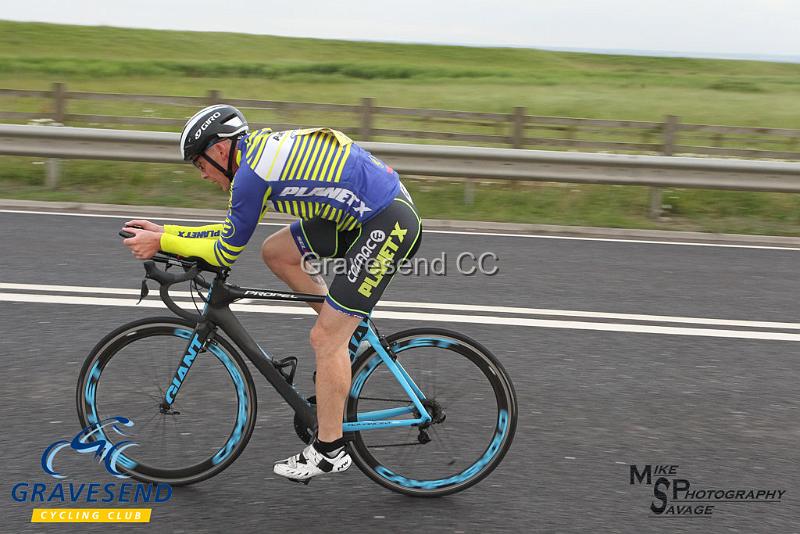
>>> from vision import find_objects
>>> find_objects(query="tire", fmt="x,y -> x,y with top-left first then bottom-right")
76,317 -> 257,486
346,327 -> 517,497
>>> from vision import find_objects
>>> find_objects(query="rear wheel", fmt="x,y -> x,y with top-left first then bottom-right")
76,317 -> 257,486
346,327 -> 517,497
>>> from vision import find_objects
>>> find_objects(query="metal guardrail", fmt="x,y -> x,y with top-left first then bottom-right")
2,124 -> 800,193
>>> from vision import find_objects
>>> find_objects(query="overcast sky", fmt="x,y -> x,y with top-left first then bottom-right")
5,0 -> 800,60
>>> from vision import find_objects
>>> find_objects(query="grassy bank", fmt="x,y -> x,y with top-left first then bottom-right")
1,20 -> 800,235
2,21 -> 800,127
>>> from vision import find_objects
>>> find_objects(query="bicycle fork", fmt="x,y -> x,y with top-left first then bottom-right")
161,321 -> 215,412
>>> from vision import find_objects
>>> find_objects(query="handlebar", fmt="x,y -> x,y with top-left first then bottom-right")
144,252 -> 229,320
143,256 -> 228,320
120,227 -> 230,321
143,258 -> 204,321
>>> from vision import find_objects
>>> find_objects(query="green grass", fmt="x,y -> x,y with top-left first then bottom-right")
3,20 -> 800,127
4,158 -> 800,236
1,20 -> 800,235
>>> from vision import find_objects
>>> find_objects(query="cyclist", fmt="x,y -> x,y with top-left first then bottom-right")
122,105 -> 422,484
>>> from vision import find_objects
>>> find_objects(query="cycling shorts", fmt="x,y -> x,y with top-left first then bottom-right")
290,189 -> 422,318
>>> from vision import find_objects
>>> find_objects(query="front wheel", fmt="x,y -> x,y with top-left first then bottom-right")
76,317 -> 257,486
346,327 -> 517,497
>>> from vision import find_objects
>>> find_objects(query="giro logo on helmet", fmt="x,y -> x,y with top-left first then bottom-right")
194,111 -> 222,140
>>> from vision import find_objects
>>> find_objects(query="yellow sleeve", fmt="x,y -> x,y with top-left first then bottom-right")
159,223 -> 225,265
159,232 -> 222,265
163,224 -> 224,238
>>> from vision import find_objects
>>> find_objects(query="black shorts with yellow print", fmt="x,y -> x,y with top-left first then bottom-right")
289,189 -> 422,318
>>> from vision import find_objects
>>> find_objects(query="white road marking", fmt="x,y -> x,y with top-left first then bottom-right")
2,291 -> 800,342
1,209 -> 798,251
0,282 -> 189,297
376,301 -> 800,330
2,282 -> 798,330
423,230 -> 800,251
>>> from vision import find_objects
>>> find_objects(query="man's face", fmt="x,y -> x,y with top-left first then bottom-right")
191,142 -> 230,192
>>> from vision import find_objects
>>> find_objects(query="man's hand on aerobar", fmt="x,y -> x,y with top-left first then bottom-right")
121,222 -> 163,260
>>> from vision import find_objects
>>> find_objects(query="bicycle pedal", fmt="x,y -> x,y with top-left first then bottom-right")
274,356 -> 298,384
287,477 -> 310,486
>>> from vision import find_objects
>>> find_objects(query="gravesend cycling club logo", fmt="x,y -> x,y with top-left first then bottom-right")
10,416 -> 172,524
629,464 -> 785,517
42,416 -> 137,479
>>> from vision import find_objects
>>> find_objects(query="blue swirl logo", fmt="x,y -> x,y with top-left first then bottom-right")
41,417 -> 138,479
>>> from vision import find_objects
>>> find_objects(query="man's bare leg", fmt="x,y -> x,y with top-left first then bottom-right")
310,303 -> 361,441
273,302 -> 357,481
262,226 -> 361,439
261,226 -> 325,314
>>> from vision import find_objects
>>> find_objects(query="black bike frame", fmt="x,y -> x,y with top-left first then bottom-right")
155,260 -> 432,436
162,271 -> 324,431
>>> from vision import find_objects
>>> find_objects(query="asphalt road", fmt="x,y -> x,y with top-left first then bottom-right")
1,209 -> 798,533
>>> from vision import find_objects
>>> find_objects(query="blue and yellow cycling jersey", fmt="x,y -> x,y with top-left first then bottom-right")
160,127 -> 400,267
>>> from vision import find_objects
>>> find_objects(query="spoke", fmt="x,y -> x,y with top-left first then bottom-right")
118,406 -> 156,426
113,385 -> 162,404
441,372 -> 482,403
160,414 -> 166,458
136,411 -> 161,435
149,345 -> 163,394
398,426 -> 415,467
168,412 -> 184,442
430,425 -> 461,464
429,354 -> 438,400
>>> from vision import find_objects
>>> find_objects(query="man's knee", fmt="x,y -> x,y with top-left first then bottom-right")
310,322 -> 338,355
310,309 -> 360,356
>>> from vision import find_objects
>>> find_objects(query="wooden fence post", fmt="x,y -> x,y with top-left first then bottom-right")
360,97 -> 375,141
52,82 -> 66,124
45,159 -> 61,189
663,115 -> 679,156
47,82 -> 67,189
650,115 -> 680,219
207,89 -> 222,105
511,106 -> 526,149
463,180 -> 475,206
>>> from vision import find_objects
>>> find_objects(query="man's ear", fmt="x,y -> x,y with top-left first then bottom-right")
204,139 -> 222,156
209,141 -> 227,160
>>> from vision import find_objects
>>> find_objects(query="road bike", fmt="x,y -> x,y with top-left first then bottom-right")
76,248 -> 517,497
